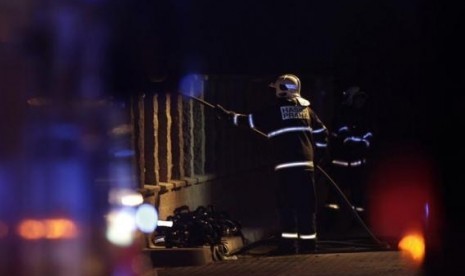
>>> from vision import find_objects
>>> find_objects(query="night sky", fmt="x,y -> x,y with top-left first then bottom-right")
117,0 -> 437,76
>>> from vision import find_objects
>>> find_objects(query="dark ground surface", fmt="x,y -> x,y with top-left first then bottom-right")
142,195 -> 465,276
149,239 -> 422,276
144,213 -> 428,276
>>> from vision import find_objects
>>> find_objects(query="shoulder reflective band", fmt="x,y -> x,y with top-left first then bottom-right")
363,132 -> 373,139
275,161 -> 314,170
311,127 -> 327,134
338,126 -> 349,132
267,127 -> 312,138
343,136 -> 370,147
299,233 -> 317,240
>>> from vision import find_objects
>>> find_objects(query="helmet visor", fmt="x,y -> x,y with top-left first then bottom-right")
279,83 -> 298,90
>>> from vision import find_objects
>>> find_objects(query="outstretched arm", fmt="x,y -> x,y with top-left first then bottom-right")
215,104 -> 246,124
215,105 -> 267,137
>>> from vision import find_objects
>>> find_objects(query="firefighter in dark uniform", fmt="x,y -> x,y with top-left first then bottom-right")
215,74 -> 329,254
326,86 -> 374,223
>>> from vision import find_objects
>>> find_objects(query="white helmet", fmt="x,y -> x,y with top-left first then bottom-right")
270,74 -> 301,98
269,74 -> 310,106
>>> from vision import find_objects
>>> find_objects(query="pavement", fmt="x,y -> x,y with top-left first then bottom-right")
151,249 -> 421,276
140,204 -> 436,276
144,236 -> 424,276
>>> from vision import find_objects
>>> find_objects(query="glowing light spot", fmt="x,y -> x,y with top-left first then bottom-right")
135,204 -> 158,233
43,219 -> 78,239
18,219 -> 46,240
109,188 -> 143,206
121,193 -> 144,206
368,146 -> 442,248
398,232 -> 425,266
17,218 -> 78,240
179,74 -> 204,98
106,208 -> 136,247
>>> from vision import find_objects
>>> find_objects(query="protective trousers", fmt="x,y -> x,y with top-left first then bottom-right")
276,167 -> 317,253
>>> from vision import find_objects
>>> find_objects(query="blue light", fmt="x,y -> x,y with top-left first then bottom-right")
179,74 -> 204,98
135,204 -> 158,233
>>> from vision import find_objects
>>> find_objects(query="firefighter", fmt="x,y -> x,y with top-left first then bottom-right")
215,74 -> 329,254
326,86 -> 374,219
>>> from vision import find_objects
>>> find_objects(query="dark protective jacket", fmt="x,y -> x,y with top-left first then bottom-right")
329,104 -> 374,167
228,97 -> 329,171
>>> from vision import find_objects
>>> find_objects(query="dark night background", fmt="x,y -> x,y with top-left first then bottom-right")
109,0 -> 464,273
112,3 -> 464,170
1,0 -> 460,273
111,0 -> 463,145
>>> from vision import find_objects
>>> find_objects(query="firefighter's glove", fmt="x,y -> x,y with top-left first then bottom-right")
215,104 -> 234,121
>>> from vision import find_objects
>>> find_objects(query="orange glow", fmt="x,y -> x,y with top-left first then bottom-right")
368,145 -> 443,251
398,232 -> 425,266
18,218 -> 78,240
44,219 -> 78,239
18,219 -> 45,240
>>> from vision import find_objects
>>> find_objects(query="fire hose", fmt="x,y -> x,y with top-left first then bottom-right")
180,93 -> 268,137
181,93 -> 389,249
